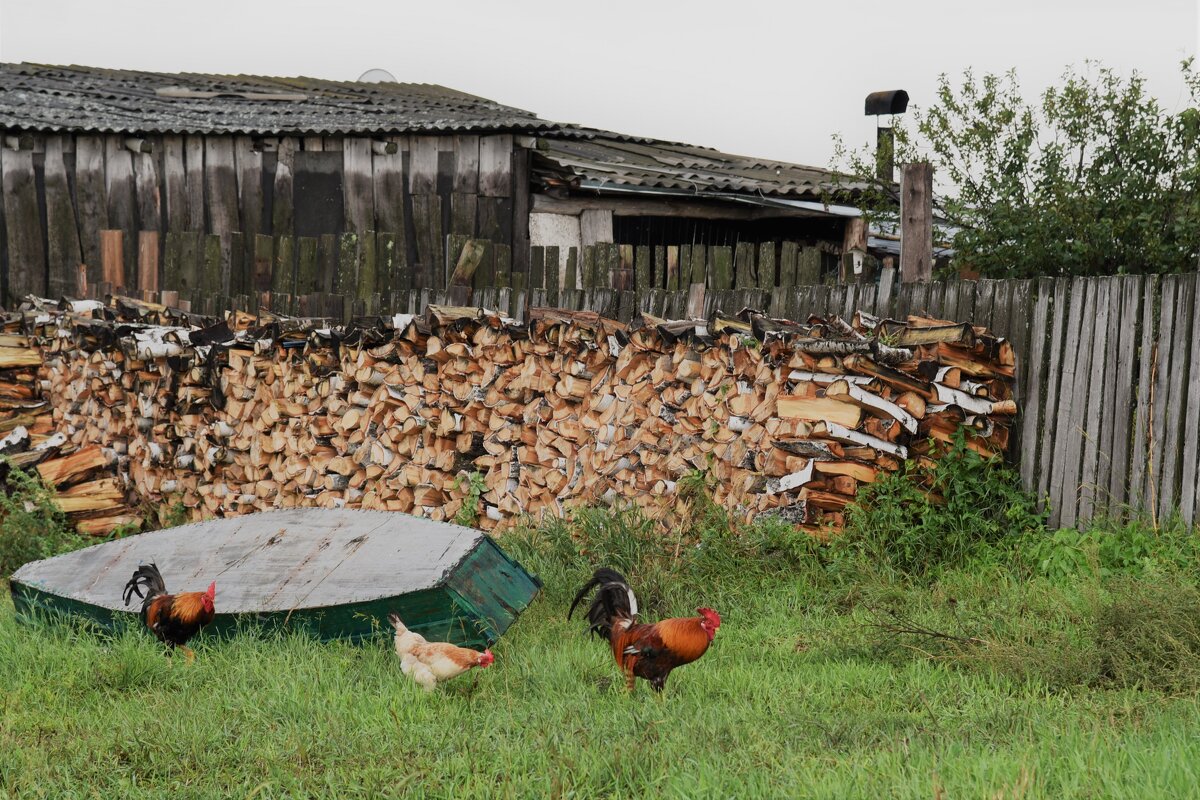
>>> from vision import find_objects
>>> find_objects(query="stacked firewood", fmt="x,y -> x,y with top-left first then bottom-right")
7,297 -> 1016,535
0,301 -> 136,533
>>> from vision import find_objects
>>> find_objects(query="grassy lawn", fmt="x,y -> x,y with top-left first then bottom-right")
4,561 -> 1200,799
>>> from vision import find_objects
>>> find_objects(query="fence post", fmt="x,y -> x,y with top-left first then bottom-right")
900,162 -> 933,283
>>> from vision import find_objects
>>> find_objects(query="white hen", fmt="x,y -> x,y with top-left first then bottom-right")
389,613 -> 495,691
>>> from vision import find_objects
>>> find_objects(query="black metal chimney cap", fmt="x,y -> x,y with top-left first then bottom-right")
865,90 -> 909,116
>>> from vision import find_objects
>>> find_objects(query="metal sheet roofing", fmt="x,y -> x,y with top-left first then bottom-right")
0,63 -> 556,135
532,134 -> 870,201
0,62 -> 864,202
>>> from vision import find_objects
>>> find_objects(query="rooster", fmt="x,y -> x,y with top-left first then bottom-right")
122,563 -> 216,662
569,567 -> 721,693
389,613 -> 494,691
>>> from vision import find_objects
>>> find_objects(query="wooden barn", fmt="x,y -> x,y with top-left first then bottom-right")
0,63 -> 880,313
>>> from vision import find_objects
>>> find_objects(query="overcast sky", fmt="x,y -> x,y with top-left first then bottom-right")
1,0 -> 1196,168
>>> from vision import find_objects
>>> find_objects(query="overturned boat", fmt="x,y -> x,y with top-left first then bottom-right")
10,508 -> 541,647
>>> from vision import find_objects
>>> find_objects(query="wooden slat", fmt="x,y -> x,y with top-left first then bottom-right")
357,232 -> 377,303
133,151 -> 161,237
375,231 -> 397,296
1058,279 -> 1098,528
272,234 -> 296,296
343,138 -> 374,234
1179,275 -> 1200,524
528,246 -> 545,291
0,145 -> 46,301
1091,277 -> 1121,518
665,246 -> 679,291
184,135 -> 206,232
734,242 -> 755,289
565,246 -> 579,291
43,135 -> 82,297
137,231 -> 159,293
1076,278 -> 1111,522
252,234 -> 274,294
204,137 -> 239,234
581,245 -> 596,289
337,233 -> 360,295
1019,278 -> 1053,493
1127,277 -> 1159,512
756,242 -> 775,289
634,245 -> 651,290
778,241 -> 798,291
478,135 -> 513,197
162,135 -> 188,233
74,135 -> 107,285
1158,275 -> 1194,522
411,195 -> 443,289
452,136 -> 480,193
297,236 -> 321,296
272,137 -> 296,236
407,136 -> 438,196
493,244 -> 511,290
1144,276 -> 1177,515
162,232 -> 183,295
708,245 -> 733,291
544,245 -> 560,303
235,135 -> 263,247
1106,276 -> 1144,516
99,230 -> 123,288
104,137 -> 138,288
1038,278 -> 1074,518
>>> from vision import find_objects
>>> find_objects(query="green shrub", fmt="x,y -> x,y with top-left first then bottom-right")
0,462 -> 92,578
836,431 -> 1047,579
1025,516 -> 1200,580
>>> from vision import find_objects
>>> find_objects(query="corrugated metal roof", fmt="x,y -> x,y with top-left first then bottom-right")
532,134 -> 869,201
0,62 -> 863,203
0,63 -> 557,135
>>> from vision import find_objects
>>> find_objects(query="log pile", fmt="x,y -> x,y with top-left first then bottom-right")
0,302 -> 133,533
5,296 -> 1016,536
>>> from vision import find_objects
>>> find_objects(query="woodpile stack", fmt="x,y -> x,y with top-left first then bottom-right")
5,296 -> 1016,536
0,301 -> 133,533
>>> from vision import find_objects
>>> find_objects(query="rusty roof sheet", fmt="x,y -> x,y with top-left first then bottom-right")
532,134 -> 869,201
0,63 -> 557,135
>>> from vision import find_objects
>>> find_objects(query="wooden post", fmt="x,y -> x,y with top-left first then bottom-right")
900,162 -> 933,283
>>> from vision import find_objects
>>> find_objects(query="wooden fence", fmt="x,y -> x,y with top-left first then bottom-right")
81,230 -> 844,316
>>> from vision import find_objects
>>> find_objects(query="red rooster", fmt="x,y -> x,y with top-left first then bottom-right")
122,563 -> 216,661
569,568 -> 721,693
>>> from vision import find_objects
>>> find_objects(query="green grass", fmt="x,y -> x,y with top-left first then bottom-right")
4,448 -> 1200,799
4,564 -> 1200,799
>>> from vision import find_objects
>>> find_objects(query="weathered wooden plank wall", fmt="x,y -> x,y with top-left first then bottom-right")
0,130 -> 519,305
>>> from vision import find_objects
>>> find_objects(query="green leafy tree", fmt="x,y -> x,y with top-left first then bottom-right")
834,61 -> 1200,278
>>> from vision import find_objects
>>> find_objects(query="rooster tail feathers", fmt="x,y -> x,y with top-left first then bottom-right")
568,568 -> 639,639
122,563 -> 166,607
387,613 -> 407,633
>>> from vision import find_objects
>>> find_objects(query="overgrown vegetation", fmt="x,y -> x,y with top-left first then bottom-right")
836,432 -> 1046,578
5,443 -> 1200,796
452,470 -> 488,528
0,460 -> 92,578
834,60 -> 1200,278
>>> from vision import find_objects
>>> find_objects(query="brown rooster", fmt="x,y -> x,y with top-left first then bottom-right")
122,563 -> 216,661
569,568 -> 721,693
